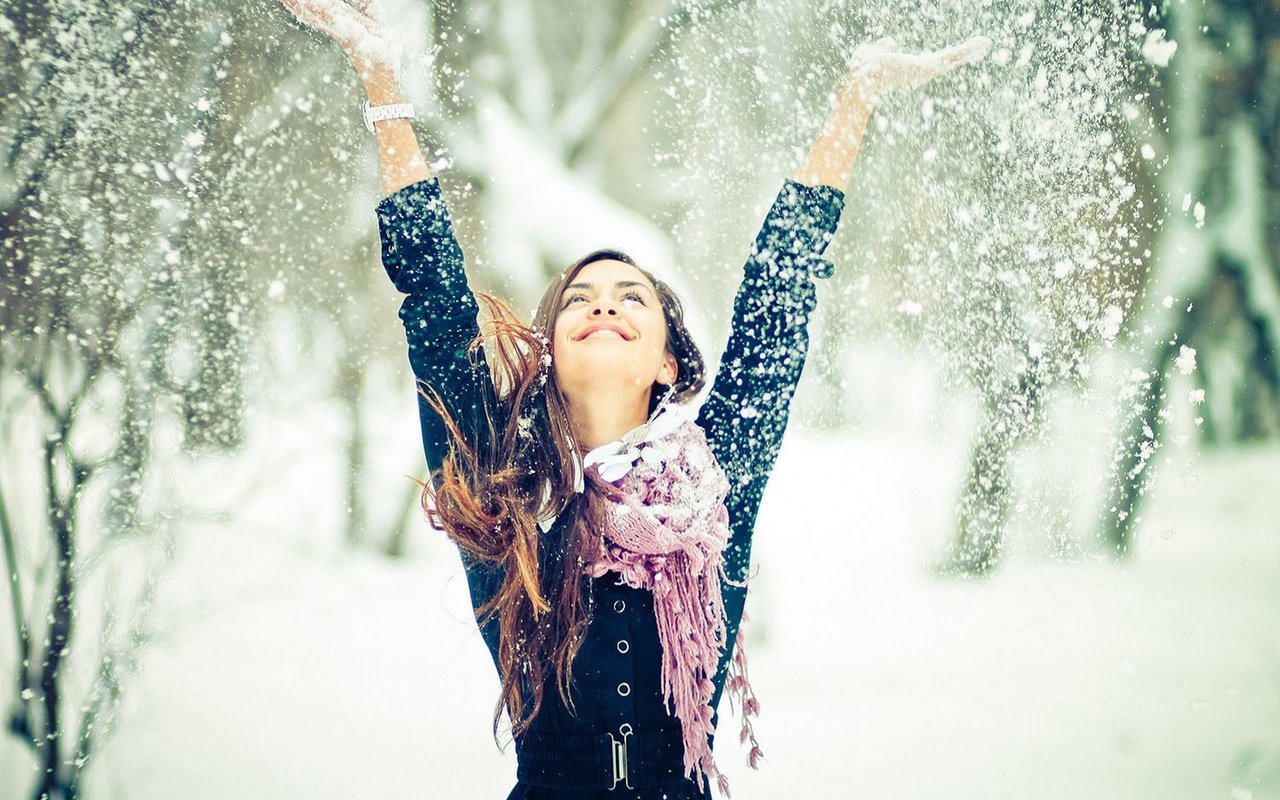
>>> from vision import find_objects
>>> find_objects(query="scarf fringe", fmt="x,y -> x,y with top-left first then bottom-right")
728,619 -> 764,769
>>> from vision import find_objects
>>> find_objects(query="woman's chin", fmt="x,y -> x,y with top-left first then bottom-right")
557,363 -> 655,394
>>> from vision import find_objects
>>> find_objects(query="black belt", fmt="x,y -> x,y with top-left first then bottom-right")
516,725 -> 691,791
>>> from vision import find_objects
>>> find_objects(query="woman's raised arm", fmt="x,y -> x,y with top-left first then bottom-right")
279,0 -> 432,196
277,0 -> 496,471
792,36 -> 992,193
699,36 -> 992,583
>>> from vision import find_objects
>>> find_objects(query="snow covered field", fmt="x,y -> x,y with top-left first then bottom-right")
2,355 -> 1272,800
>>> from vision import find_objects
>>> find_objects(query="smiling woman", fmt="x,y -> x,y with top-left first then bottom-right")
276,0 -> 988,797
388,172 -> 838,800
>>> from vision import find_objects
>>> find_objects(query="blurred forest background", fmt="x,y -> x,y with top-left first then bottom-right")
1,0 -> 1278,798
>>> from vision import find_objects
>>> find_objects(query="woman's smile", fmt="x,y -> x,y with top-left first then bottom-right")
577,322 -> 636,341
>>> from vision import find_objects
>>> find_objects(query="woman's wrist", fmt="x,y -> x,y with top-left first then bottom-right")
361,64 -> 403,104
835,67 -> 882,110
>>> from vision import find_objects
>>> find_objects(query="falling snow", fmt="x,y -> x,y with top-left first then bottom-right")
1,1 -> 1276,799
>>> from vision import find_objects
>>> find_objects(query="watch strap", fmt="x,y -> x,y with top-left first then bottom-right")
363,100 -> 416,133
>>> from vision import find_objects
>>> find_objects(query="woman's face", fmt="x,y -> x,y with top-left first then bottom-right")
551,259 -> 677,406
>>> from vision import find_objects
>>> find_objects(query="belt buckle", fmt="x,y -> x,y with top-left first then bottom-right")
608,724 -> 634,790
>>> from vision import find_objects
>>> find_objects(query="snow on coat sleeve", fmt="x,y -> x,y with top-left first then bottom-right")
376,175 -> 497,476
376,177 -> 503,645
696,178 -> 845,585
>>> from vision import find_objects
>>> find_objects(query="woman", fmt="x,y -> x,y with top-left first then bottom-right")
279,1 -> 988,797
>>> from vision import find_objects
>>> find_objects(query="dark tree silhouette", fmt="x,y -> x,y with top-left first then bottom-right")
0,4 -> 248,796
1102,0 -> 1280,554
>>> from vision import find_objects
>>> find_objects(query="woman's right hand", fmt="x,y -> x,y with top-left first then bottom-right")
278,0 -> 402,87
842,36 -> 991,100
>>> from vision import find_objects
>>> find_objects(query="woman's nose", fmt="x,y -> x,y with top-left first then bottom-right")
590,304 -> 618,316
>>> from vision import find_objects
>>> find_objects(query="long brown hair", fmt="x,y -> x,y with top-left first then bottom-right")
420,248 -> 706,740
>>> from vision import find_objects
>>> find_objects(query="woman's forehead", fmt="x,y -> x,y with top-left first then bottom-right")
567,259 -> 655,290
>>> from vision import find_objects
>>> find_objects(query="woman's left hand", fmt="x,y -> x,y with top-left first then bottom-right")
840,36 -> 992,101
278,0 -> 402,83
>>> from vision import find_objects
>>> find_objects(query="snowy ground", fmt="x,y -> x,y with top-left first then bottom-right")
3,354 -> 1278,800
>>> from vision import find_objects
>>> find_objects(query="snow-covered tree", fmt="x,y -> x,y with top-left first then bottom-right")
0,3 -> 249,796
1101,0 -> 1280,553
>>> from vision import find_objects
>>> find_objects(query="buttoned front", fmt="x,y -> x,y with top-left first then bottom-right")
377,175 -> 845,799
508,567 -> 702,798
546,571 -> 664,733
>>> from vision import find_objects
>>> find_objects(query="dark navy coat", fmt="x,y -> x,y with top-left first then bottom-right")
376,176 -> 844,799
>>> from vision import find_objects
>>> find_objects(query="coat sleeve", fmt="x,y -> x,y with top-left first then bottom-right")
376,176 -> 497,470
376,176 -> 503,651
695,178 -> 845,585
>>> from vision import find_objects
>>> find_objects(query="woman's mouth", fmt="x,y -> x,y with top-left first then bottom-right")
576,324 -> 635,341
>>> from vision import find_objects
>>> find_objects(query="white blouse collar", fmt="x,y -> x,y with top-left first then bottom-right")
535,389 -> 698,533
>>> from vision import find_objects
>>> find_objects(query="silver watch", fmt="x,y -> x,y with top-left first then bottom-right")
362,100 -> 415,133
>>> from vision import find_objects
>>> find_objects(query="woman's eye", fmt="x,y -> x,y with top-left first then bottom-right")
561,290 -> 645,308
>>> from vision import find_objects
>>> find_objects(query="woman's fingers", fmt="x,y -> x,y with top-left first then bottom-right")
279,0 -> 332,34
356,0 -> 386,27
279,0 -> 370,50
941,36 -> 991,70
871,35 -> 991,92
277,0 -> 403,82
279,0 -> 402,77
280,0 -> 339,34
915,35 -> 990,85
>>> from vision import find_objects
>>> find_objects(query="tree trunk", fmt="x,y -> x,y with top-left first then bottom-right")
340,350 -> 367,548
1100,0 -> 1280,552
941,356 -> 1047,575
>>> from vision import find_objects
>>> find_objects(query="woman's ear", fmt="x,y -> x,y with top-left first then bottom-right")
659,352 -> 678,386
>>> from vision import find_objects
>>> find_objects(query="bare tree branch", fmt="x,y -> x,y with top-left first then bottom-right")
0,475 -> 35,742
499,0 -> 555,132
71,522 -> 174,786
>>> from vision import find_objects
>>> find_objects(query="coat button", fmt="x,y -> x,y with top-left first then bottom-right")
617,640 -> 630,654
617,682 -> 631,697
613,600 -> 625,613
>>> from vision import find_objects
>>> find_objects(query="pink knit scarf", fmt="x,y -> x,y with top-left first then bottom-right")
580,408 -> 762,797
